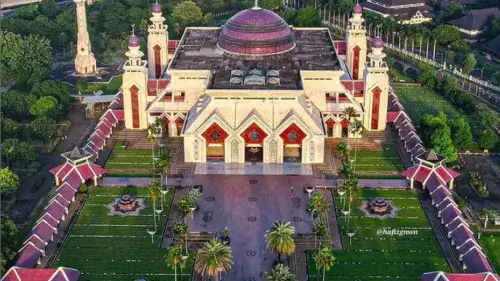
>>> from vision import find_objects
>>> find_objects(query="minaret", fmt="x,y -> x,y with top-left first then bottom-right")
147,1 -> 168,79
74,0 -> 97,75
363,37 -> 389,132
123,29 -> 149,130
346,4 -> 367,80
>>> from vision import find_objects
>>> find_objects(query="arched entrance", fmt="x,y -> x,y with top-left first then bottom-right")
341,119 -> 349,138
325,118 -> 335,137
202,123 -> 228,162
241,123 -> 267,163
280,123 -> 306,163
175,117 -> 184,136
163,117 -> 171,136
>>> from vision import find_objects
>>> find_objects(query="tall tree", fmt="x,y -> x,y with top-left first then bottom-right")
462,53 -> 476,75
478,129 -> 499,150
39,0 -> 59,19
296,7 -> 321,27
165,244 -> 185,281
315,244 -> 335,281
448,117 -> 473,149
172,1 -> 203,31
265,263 -> 296,281
1,139 -> 19,167
195,238 -> 233,281
0,32 -> 52,86
30,96 -> 59,118
0,168 -> 20,195
264,220 -> 296,262
17,141 -> 36,168
148,180 -> 161,230
434,25 -> 461,45
1,213 -> 19,275
349,118 -> 365,172
30,116 -> 57,141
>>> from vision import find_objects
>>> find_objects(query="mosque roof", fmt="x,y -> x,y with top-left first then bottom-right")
217,7 -> 295,56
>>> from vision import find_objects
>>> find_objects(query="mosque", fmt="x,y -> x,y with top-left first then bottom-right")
121,2 -> 390,164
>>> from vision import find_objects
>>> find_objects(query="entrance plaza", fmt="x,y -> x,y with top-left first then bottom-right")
183,175 -> 341,280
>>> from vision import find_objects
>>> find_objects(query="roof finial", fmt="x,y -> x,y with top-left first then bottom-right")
254,0 -> 258,7
155,0 -> 158,3
131,24 -> 135,36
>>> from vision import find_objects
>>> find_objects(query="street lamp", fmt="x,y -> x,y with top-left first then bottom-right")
305,186 -> 314,198
160,188 -> 168,210
147,229 -> 156,244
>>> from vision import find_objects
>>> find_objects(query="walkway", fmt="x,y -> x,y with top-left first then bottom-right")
194,162 -> 313,175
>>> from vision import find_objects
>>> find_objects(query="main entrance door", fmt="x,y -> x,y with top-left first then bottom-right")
245,147 -> 263,162
202,123 -> 228,162
280,123 -> 307,163
241,122 -> 268,163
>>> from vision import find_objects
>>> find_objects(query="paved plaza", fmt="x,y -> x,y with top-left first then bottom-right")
184,175 -> 338,281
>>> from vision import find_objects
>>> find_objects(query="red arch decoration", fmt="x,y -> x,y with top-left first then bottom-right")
202,123 -> 229,144
153,45 -> 162,78
352,45 -> 361,80
241,122 -> 267,145
325,118 -> 335,129
371,87 -> 381,130
280,123 -> 307,145
341,119 -> 350,128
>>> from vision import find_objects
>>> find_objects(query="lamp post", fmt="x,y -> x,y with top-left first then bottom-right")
306,186 -> 314,198
155,209 -> 162,221
337,189 -> 346,206
160,188 -> 168,210
147,229 -> 156,244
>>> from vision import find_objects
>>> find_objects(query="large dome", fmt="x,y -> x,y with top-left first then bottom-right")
217,7 -> 295,56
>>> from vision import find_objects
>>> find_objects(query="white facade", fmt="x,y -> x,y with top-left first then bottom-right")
121,6 -> 390,164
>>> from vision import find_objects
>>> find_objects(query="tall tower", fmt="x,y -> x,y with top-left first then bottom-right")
346,4 -> 367,80
123,33 -> 149,130
74,0 -> 97,75
363,37 -> 389,131
147,2 -> 168,79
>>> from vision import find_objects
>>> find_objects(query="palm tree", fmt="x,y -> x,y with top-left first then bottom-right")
195,238 -> 233,281
342,106 -> 357,141
165,244 -> 185,281
314,245 -> 335,281
264,220 -> 296,262
335,141 -> 349,164
148,180 -> 161,230
349,119 -> 365,172
265,263 -> 296,281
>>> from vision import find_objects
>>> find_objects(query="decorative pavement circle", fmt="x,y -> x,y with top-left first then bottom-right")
292,197 -> 301,202
205,196 -> 215,202
248,197 -> 257,202
249,179 -> 258,184
246,251 -> 256,257
247,216 -> 257,222
293,216 -> 302,222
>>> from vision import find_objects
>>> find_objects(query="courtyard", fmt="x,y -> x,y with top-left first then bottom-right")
104,142 -> 155,177
354,142 -> 405,174
55,186 -> 193,281
308,189 -> 450,281
478,233 -> 500,272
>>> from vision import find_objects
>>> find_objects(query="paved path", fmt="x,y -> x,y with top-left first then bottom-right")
100,176 -> 409,189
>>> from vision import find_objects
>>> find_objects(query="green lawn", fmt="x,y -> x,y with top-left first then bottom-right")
56,186 -> 193,281
353,142 -> 405,173
307,189 -> 449,281
104,142 -> 155,175
478,233 -> 500,272
77,75 -> 123,95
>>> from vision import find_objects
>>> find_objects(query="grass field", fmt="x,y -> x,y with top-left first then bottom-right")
479,233 -> 500,272
104,142 -> 155,176
56,186 -> 193,281
77,76 -> 123,95
353,142 -> 405,173
307,189 -> 449,281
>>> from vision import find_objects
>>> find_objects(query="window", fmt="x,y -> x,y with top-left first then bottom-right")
164,92 -> 172,101
326,93 -> 336,103
174,92 -> 185,102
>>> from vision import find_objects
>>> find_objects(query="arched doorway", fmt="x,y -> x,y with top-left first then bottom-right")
280,123 -> 306,163
175,117 -> 184,136
341,119 -> 349,138
202,123 -> 228,162
241,123 -> 267,163
325,118 -> 335,137
163,117 -> 170,136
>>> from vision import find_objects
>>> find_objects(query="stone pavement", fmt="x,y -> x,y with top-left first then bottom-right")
194,162 -> 313,175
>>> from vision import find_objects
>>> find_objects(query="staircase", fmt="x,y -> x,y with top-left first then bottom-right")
113,128 -> 148,148
185,231 -> 216,248
313,140 -> 341,178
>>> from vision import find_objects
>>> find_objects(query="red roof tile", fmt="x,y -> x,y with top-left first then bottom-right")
49,163 -> 72,179
23,234 -> 48,251
113,109 -> 124,121
96,122 -> 111,137
387,111 -> 400,123
14,242 -> 44,268
36,213 -> 59,228
57,183 -> 77,202
333,40 -> 346,55
2,267 -> 80,281
341,80 -> 364,91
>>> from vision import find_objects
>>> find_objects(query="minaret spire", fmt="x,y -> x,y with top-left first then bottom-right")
131,24 -> 135,36
74,0 -> 97,75
252,0 -> 261,10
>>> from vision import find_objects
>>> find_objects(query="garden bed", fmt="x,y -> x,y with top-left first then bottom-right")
470,171 -> 489,197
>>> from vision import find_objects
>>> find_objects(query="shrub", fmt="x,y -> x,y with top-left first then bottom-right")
469,172 -> 488,197
174,222 -> 187,235
78,183 -> 88,193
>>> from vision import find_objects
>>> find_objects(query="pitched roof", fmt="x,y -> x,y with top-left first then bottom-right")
14,242 -> 44,268
417,149 -> 446,164
361,1 -> 433,20
484,34 -> 500,56
421,272 -> 500,281
462,247 -> 494,273
29,219 -> 57,244
448,8 -> 500,31
2,267 -> 79,281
